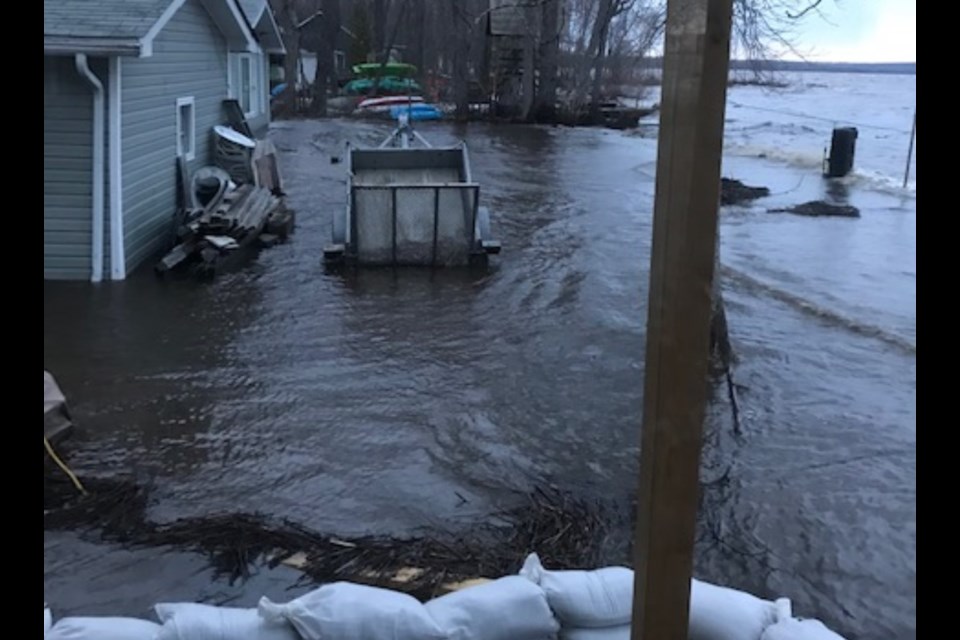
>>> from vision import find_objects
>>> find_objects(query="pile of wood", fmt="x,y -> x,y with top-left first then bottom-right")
156,184 -> 293,277
199,184 -> 280,237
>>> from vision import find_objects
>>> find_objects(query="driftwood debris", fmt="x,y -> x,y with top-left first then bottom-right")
720,178 -> 770,206
156,183 -> 291,277
768,200 -> 861,218
44,475 -> 623,601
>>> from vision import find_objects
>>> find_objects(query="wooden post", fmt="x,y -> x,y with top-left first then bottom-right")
630,0 -> 734,638
903,111 -> 916,189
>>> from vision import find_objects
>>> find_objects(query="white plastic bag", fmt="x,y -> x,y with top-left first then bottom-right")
520,553 -> 633,628
758,598 -> 845,640
155,603 -> 297,640
689,579 -> 777,640
46,616 -> 161,639
258,581 -> 446,640
561,626 -> 630,640
760,619 -> 846,640
425,575 -> 560,640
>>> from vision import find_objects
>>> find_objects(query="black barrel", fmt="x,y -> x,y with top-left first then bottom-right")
825,127 -> 858,178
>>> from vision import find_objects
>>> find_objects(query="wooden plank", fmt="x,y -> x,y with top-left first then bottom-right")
630,0 -> 734,639
155,239 -> 199,273
206,185 -> 255,231
237,189 -> 273,232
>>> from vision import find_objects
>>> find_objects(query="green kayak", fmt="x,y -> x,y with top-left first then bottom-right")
352,62 -> 418,78
343,76 -> 422,96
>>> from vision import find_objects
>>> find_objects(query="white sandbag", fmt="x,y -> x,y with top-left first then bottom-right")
258,581 -> 446,640
46,616 -> 161,639
760,618 -> 847,640
561,626 -> 630,640
519,553 -> 633,628
155,603 -> 297,640
425,575 -> 560,640
44,606 -> 52,634
689,579 -> 777,640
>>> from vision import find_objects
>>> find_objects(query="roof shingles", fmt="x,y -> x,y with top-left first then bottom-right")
43,0 -> 173,40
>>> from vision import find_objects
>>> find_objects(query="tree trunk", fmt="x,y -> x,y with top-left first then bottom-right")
532,0 -> 560,121
369,0 -> 409,96
310,0 -> 341,116
281,7 -> 301,114
408,0 -> 425,71
590,0 -> 614,119
373,0 -> 387,60
451,0 -> 470,119
520,29 -> 536,120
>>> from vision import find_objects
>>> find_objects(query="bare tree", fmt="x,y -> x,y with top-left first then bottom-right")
270,0 -> 303,114
270,0 -> 831,118
531,0 -> 561,121
373,0 -> 387,58
307,0 -> 341,116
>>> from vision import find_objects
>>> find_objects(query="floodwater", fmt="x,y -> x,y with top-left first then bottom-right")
44,73 -> 916,638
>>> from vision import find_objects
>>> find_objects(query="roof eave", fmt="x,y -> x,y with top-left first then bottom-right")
44,37 -> 142,56
253,6 -> 286,55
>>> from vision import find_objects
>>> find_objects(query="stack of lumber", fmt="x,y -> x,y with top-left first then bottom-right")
197,183 -> 280,236
155,184 -> 285,276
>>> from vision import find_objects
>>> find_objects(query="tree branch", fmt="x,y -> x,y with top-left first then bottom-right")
785,0 -> 823,19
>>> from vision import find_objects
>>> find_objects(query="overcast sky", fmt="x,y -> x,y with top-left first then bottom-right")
780,0 -> 916,62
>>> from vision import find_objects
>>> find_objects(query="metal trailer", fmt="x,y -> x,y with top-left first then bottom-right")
324,115 -> 500,267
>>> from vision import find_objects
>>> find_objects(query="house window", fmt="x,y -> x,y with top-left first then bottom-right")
176,97 -> 195,161
229,52 -> 261,118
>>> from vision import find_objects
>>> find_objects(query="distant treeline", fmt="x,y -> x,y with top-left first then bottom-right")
639,58 -> 915,75
731,60 -> 916,75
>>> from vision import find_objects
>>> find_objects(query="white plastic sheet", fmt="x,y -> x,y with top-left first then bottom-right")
760,618 -> 847,640
759,600 -> 845,640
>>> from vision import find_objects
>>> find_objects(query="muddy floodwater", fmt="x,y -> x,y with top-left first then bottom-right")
44,74 -> 916,640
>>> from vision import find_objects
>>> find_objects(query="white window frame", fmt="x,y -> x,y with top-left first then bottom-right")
228,52 -> 261,119
175,96 -> 196,161
259,53 -> 268,114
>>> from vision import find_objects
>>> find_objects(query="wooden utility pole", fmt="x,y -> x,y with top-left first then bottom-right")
630,0 -> 734,638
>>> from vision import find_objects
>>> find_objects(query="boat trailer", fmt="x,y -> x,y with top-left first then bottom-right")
324,114 -> 500,267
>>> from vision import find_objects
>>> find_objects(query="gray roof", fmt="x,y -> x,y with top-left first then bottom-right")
44,0 -> 173,40
236,0 -> 266,26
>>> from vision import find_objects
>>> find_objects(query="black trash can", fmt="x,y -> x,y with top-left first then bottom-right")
825,127 -> 858,178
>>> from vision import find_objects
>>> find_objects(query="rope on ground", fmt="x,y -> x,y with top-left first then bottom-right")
44,436 -> 86,495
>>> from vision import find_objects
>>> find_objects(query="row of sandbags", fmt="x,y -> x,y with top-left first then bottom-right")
44,553 -> 846,640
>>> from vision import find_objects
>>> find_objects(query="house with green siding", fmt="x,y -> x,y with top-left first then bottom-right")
43,0 -> 284,281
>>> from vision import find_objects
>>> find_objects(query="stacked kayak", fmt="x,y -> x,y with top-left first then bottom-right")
389,103 -> 442,121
